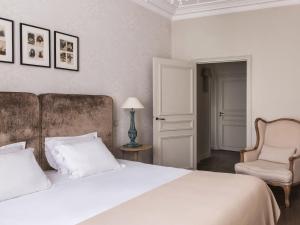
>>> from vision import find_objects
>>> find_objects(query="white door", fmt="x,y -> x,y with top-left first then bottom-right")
218,75 -> 246,151
153,58 -> 196,169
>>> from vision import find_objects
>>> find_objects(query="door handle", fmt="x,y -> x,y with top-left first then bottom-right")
155,117 -> 166,121
219,112 -> 224,117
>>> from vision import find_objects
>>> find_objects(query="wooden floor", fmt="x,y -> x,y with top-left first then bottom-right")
197,150 -> 300,225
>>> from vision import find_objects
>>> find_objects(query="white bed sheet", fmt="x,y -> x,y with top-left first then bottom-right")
0,160 -> 189,225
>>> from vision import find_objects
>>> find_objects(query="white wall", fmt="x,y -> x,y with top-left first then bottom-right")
0,0 -> 171,162
172,5 -> 300,145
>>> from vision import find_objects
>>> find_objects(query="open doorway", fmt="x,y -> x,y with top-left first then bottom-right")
196,60 -> 247,171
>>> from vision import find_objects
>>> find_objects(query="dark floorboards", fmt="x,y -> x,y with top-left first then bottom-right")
197,150 -> 300,225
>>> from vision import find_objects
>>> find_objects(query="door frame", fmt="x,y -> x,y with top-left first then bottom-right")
194,55 -> 252,158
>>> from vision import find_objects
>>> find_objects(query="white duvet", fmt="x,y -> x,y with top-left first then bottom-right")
0,160 -> 189,225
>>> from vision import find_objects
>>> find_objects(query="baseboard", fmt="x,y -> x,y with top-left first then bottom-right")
198,151 -> 211,161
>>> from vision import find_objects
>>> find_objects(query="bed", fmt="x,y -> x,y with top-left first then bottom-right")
0,92 -> 280,225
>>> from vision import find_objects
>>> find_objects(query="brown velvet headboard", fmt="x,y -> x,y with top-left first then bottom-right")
0,92 -> 40,161
40,94 -> 113,169
0,92 -> 113,170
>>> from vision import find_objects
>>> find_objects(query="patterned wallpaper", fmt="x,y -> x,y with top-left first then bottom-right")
0,0 -> 171,162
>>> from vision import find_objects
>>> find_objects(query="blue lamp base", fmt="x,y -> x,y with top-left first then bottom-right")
124,109 -> 141,148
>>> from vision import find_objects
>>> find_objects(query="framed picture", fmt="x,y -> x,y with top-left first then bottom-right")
20,23 -> 50,68
0,17 -> 14,63
54,31 -> 79,71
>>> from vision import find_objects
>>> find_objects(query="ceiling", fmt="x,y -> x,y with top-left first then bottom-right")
131,0 -> 300,20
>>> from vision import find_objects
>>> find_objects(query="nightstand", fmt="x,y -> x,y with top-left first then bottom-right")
120,144 -> 152,162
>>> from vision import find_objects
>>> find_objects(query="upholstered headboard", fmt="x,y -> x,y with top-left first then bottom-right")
0,92 -> 40,162
39,94 -> 113,169
0,92 -> 113,170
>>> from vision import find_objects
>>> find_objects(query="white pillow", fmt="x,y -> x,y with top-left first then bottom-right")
45,132 -> 98,171
52,138 -> 120,178
0,142 -> 26,154
0,149 -> 51,202
258,145 -> 296,164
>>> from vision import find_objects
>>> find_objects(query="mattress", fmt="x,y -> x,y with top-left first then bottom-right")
0,160 -> 189,225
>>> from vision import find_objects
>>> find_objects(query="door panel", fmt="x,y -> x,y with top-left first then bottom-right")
222,123 -> 246,148
218,76 -> 246,151
153,58 -> 196,169
222,79 -> 246,111
161,134 -> 194,168
159,119 -> 193,132
160,66 -> 194,115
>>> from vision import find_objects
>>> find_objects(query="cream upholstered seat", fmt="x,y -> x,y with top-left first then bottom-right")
235,160 -> 292,183
235,118 -> 300,207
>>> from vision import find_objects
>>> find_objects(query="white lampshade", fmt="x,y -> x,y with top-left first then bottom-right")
121,97 -> 144,109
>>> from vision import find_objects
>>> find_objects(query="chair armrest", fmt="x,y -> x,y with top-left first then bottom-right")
289,155 -> 300,183
240,148 -> 259,162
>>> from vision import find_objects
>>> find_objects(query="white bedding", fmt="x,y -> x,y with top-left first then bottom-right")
0,160 -> 189,225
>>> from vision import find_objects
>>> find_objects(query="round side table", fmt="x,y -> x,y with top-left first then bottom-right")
120,144 -> 152,162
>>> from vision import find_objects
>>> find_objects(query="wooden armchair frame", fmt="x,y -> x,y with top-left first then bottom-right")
240,118 -> 300,208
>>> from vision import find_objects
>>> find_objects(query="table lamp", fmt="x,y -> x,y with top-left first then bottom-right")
121,97 -> 144,147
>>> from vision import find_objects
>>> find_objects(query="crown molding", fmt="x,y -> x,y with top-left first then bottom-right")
173,0 -> 300,20
131,0 -> 300,21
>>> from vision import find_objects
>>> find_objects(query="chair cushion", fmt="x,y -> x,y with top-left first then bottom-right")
258,144 -> 296,164
235,160 -> 292,184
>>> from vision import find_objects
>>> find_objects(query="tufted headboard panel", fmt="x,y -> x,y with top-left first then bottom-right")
0,92 -> 40,164
39,94 -> 113,170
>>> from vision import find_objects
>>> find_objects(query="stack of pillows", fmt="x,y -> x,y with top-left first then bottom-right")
0,132 -> 121,202
45,132 -> 121,178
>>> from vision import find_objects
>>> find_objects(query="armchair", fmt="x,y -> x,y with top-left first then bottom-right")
235,118 -> 300,207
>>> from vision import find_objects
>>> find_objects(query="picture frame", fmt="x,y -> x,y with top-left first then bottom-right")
54,31 -> 79,71
0,17 -> 14,63
20,23 -> 51,68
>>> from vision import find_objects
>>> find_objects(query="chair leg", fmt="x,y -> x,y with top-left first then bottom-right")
282,185 -> 291,208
